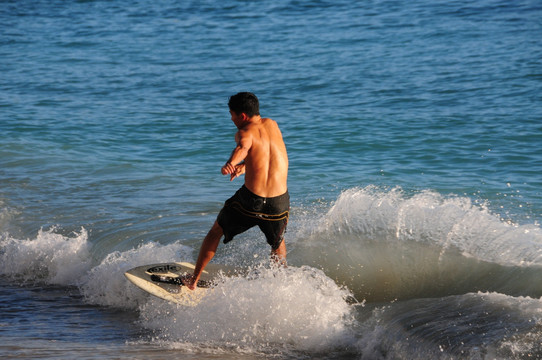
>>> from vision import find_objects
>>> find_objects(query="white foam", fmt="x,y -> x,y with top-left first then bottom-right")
0,227 -> 92,285
316,186 -> 542,266
0,225 -> 195,310
138,265 -> 356,355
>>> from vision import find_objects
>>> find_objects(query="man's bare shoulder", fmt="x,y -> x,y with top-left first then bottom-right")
260,117 -> 281,131
261,117 -> 276,125
242,117 -> 282,143
235,128 -> 253,146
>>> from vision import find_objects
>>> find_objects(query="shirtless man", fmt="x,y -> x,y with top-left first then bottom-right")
182,92 -> 289,290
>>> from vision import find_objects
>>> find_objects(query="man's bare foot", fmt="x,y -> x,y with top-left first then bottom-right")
180,274 -> 197,290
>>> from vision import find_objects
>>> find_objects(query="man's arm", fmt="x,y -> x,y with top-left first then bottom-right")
221,130 -> 251,177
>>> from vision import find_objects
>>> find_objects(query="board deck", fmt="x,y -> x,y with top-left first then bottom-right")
124,262 -> 238,306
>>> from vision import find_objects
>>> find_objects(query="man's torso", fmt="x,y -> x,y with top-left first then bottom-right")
242,118 -> 288,198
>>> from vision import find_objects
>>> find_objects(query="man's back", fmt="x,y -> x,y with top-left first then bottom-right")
243,117 -> 288,198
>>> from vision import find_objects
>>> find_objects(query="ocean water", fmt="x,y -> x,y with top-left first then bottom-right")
1,0 -> 542,359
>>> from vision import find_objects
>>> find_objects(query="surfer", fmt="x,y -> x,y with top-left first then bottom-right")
183,92 -> 290,290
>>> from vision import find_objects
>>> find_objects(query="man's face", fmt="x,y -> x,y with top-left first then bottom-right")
229,110 -> 245,128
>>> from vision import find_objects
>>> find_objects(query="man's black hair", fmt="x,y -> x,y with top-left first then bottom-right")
228,92 -> 260,117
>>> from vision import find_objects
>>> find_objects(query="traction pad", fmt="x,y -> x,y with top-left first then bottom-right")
150,274 -> 212,288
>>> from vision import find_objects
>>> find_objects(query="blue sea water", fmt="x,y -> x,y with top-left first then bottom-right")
1,0 -> 542,359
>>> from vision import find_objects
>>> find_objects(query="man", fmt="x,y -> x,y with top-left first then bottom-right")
182,92 -> 289,290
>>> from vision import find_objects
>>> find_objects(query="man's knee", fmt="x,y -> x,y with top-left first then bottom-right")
210,220 -> 223,235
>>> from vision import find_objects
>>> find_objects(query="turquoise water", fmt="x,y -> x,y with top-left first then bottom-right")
1,1 -> 542,359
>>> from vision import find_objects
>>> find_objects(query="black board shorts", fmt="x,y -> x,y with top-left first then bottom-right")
217,185 -> 289,250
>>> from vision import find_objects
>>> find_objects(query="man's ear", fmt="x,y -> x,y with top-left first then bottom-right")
240,112 -> 249,121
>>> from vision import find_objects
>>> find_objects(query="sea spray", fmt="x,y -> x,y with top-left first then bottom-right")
318,186 -> 542,265
138,265 -> 357,355
0,226 -> 195,309
293,187 -> 542,301
0,227 -> 91,285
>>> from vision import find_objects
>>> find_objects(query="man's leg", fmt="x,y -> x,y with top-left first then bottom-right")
184,220 -> 223,290
271,240 -> 287,265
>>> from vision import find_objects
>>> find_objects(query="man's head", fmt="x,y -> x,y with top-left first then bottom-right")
228,92 -> 260,117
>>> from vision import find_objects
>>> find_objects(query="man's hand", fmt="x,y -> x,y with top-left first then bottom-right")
221,162 -> 235,175
221,162 -> 245,181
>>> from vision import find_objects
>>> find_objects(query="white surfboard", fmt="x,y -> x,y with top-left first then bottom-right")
124,262 -> 238,306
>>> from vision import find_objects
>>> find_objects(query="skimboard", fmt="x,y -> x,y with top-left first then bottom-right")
124,262 -> 238,306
